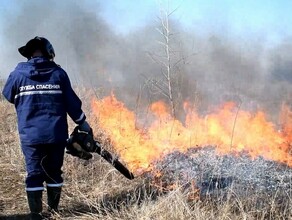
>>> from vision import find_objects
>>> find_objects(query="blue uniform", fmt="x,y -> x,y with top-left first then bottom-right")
2,57 -> 86,191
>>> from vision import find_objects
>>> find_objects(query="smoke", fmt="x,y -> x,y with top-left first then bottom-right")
1,0 -> 292,122
1,1 -> 115,84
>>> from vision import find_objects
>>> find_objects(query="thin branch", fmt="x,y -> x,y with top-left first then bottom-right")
146,51 -> 168,68
150,81 -> 170,98
168,5 -> 180,16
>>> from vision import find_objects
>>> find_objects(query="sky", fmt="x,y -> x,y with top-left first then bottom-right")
97,0 -> 292,43
0,0 -> 292,42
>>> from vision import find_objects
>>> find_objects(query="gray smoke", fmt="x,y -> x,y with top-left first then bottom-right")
1,0 -> 292,122
1,0 -> 115,85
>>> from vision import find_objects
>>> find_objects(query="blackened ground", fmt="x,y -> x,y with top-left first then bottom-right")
150,146 -> 292,209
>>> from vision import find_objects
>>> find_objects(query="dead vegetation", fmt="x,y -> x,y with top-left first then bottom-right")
0,94 -> 291,220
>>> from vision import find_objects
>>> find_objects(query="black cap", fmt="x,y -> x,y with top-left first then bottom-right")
18,38 -> 43,59
18,36 -> 55,59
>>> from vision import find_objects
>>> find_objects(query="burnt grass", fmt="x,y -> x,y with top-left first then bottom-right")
57,147 -> 292,219
1,151 -> 292,219
149,146 -> 292,216
0,100 -> 291,219
1,144 -> 292,219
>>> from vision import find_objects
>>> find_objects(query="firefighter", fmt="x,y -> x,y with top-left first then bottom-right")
2,36 -> 92,219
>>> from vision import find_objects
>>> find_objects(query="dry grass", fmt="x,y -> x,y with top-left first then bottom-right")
0,93 -> 291,220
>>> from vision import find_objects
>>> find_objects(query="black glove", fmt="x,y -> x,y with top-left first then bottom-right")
66,125 -> 96,160
78,121 -> 95,151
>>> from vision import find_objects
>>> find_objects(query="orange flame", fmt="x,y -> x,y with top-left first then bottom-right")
91,94 -> 292,173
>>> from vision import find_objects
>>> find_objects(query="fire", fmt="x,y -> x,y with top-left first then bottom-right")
91,94 -> 292,173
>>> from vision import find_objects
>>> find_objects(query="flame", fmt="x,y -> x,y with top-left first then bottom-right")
91,94 -> 292,173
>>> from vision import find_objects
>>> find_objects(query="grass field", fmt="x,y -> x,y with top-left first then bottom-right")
0,95 -> 291,220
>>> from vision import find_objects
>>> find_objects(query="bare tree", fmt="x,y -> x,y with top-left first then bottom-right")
146,1 -> 185,118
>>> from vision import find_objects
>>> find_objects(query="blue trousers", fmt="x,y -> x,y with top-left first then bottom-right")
21,143 -> 66,191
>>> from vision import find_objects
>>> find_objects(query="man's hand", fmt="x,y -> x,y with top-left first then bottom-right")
66,124 -> 96,160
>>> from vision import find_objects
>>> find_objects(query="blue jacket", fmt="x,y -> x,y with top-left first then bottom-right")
2,57 -> 86,144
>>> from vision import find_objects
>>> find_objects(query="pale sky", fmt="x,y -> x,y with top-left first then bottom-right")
97,0 -> 292,42
0,0 -> 292,41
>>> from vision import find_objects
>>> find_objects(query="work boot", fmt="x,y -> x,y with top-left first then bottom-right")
26,190 -> 43,220
47,186 -> 61,212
